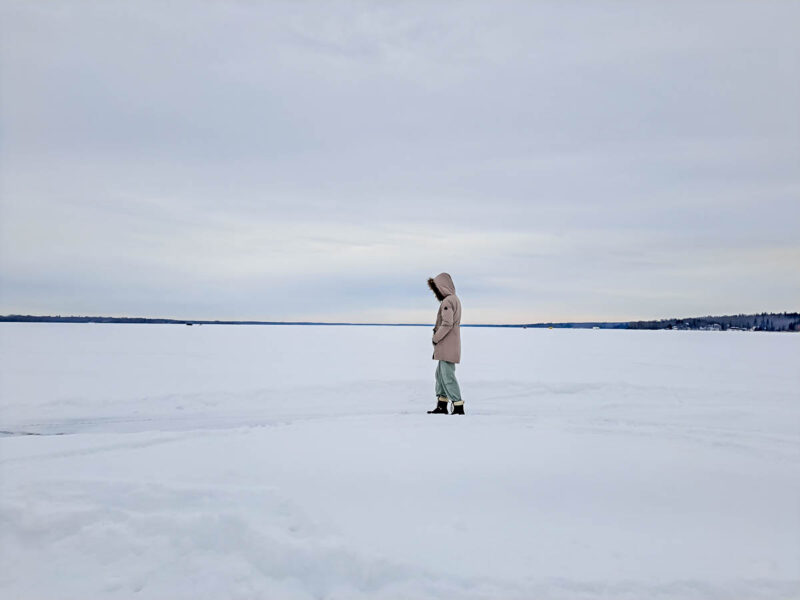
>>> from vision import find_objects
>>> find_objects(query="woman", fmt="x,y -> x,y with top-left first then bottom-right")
427,272 -> 465,415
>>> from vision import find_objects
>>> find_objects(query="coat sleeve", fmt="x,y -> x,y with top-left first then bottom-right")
432,298 -> 454,345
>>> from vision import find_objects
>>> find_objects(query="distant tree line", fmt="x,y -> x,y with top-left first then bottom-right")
627,312 -> 800,332
0,314 -> 189,324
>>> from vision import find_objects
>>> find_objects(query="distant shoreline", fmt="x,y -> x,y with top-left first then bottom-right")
1,313 -> 797,332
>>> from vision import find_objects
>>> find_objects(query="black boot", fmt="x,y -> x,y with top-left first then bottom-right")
427,397 -> 449,414
451,402 -> 465,415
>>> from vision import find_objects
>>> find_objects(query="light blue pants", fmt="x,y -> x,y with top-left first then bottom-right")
435,360 -> 462,404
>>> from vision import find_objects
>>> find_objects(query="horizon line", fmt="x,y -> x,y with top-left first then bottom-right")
1,312 -> 797,328
0,313 -> 623,327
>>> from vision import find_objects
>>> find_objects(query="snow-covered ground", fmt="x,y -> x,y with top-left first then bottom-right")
1,323 -> 798,599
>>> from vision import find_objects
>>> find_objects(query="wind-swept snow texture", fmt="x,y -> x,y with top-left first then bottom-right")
1,323 -> 798,599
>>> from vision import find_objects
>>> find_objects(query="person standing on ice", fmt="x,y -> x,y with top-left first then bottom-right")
427,272 -> 465,415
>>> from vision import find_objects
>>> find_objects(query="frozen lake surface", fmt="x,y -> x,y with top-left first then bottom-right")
1,323 -> 798,599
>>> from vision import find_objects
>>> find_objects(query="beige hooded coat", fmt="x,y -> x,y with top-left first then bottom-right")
429,272 -> 461,364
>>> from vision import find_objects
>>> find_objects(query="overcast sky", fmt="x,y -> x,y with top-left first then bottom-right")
1,1 -> 798,323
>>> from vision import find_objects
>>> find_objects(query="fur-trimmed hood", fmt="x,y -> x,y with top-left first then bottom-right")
428,273 -> 456,302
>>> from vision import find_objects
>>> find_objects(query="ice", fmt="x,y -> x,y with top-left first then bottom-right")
1,323 -> 798,598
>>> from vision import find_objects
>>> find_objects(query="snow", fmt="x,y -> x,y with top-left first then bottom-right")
1,323 -> 798,599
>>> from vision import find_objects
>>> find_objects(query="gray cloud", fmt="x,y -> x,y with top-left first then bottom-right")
1,1 -> 798,322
